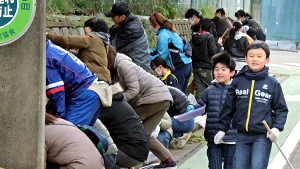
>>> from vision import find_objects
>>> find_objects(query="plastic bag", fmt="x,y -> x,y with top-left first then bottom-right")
187,93 -> 197,105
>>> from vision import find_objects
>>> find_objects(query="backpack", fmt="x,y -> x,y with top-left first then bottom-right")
168,38 -> 192,58
78,125 -> 117,169
254,19 -> 266,41
256,27 -> 266,41
182,39 -> 192,58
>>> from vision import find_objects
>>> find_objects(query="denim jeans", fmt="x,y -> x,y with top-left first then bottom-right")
174,63 -> 192,94
171,117 -> 194,138
235,131 -> 272,169
207,143 -> 236,169
157,130 -> 172,149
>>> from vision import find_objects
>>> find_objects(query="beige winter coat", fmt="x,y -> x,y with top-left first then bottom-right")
114,53 -> 173,107
46,33 -> 111,83
45,118 -> 104,169
160,113 -> 173,137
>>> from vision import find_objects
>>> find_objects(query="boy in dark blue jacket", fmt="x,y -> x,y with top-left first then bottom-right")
215,41 -> 288,169
193,51 -> 236,169
46,39 -> 101,126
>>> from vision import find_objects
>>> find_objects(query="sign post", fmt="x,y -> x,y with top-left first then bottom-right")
0,0 -> 36,46
0,0 -> 45,168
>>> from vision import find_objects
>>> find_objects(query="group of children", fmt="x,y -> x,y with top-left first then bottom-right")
154,40 -> 288,169
44,2 -> 289,169
149,8 -> 288,169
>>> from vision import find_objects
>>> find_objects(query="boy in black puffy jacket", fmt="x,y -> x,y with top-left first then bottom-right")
191,18 -> 223,100
193,51 -> 236,169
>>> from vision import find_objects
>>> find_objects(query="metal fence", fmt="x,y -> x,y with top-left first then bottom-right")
260,0 -> 300,43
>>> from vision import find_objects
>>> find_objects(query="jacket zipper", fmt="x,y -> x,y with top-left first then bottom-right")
219,84 -> 225,112
245,80 -> 255,132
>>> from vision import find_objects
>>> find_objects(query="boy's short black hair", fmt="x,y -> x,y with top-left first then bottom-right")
235,10 -> 246,18
212,51 -> 236,72
215,8 -> 225,16
185,8 -> 202,18
84,17 -> 109,33
200,18 -> 212,32
246,40 -> 270,58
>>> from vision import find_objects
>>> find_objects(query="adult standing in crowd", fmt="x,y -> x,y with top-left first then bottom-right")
46,17 -> 111,83
104,2 -> 151,72
211,8 -> 233,39
149,12 -> 192,94
185,8 -> 218,40
235,10 -> 259,40
190,18 -> 223,100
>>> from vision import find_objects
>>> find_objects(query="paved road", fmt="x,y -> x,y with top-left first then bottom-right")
178,50 -> 300,169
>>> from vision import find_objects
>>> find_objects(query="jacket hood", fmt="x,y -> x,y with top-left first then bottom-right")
236,65 -> 269,80
91,31 -> 110,45
234,31 -> 247,40
191,33 -> 210,46
114,53 -> 132,68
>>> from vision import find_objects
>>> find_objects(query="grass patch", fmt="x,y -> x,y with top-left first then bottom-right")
187,132 -> 206,144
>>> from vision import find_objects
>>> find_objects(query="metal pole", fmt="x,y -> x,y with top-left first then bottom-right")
262,120 -> 294,169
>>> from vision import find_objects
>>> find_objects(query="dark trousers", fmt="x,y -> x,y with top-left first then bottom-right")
207,143 -> 236,169
174,63 -> 192,94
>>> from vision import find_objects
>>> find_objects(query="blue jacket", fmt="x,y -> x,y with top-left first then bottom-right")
46,40 -> 96,118
150,28 -> 192,69
194,79 -> 236,143
217,66 -> 288,134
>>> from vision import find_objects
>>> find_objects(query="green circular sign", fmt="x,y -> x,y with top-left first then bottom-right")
0,0 -> 36,46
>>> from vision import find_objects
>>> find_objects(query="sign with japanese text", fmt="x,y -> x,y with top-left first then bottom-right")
0,0 -> 36,46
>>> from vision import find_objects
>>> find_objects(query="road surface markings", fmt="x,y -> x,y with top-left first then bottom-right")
268,119 -> 300,169
284,95 -> 300,101
267,63 -> 300,71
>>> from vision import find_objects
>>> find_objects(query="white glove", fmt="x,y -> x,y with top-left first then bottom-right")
242,25 -> 249,32
267,128 -> 280,142
214,131 -> 225,144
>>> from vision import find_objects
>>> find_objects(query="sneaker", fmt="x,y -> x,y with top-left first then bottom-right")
169,133 -> 191,149
153,157 -> 177,169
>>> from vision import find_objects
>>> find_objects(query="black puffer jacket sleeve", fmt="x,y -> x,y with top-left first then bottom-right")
167,86 -> 190,117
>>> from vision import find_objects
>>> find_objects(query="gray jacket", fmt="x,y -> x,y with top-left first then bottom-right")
110,13 -> 151,72
114,53 -> 173,107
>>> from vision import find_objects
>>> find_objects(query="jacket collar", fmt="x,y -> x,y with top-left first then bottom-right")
160,69 -> 171,81
237,65 -> 269,80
